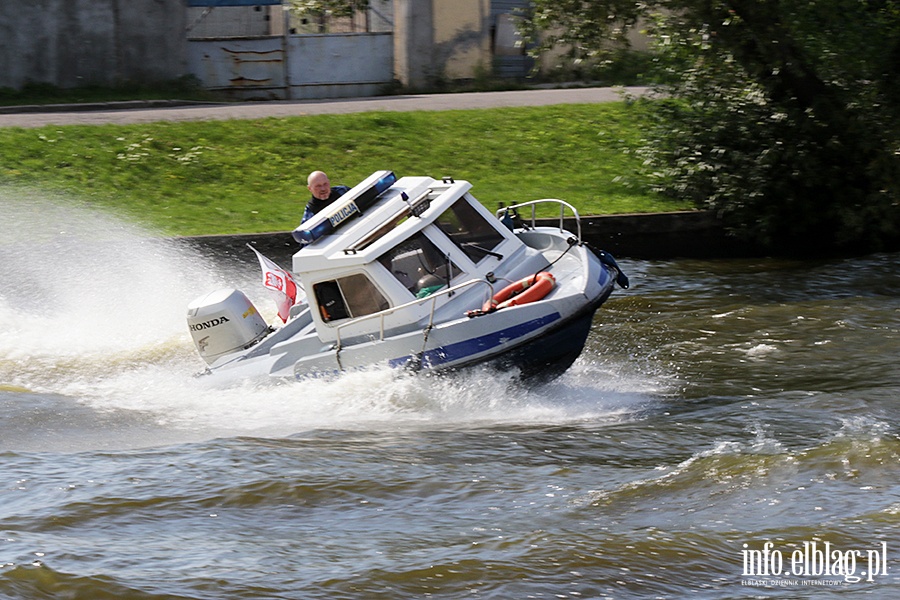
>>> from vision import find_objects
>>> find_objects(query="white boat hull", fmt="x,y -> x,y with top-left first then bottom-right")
203,235 -> 617,382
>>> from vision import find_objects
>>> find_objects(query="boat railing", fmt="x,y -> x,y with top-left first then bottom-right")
333,278 -> 494,360
496,199 -> 582,243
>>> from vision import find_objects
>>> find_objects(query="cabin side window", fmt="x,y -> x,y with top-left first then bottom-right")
434,198 -> 505,263
313,273 -> 390,323
378,231 -> 462,298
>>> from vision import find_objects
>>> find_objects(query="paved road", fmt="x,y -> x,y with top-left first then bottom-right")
0,86 -> 649,128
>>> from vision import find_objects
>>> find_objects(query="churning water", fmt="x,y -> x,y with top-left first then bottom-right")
1,190 -> 899,599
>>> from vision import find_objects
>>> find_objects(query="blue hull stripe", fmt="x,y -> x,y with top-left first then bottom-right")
388,312 -> 561,369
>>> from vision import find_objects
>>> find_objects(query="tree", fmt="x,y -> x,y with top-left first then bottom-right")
288,0 -> 369,21
524,0 -> 900,253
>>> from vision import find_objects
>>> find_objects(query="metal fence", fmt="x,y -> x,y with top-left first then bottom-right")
186,1 -> 393,39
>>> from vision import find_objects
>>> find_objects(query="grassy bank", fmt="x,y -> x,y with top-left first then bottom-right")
0,102 -> 692,236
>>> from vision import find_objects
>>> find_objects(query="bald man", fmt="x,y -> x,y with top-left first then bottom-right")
300,171 -> 350,224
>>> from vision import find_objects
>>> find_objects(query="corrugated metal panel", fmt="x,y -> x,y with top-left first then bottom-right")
188,37 -> 285,98
187,32 -> 394,100
289,33 -> 393,85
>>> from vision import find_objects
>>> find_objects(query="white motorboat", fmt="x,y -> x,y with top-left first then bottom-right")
186,171 -> 629,382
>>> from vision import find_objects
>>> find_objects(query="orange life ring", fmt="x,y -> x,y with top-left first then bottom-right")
490,272 -> 556,310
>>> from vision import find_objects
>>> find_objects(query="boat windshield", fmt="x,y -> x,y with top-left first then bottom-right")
378,231 -> 462,298
434,198 -> 505,263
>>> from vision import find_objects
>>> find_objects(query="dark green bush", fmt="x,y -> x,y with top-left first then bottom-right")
526,0 -> 900,254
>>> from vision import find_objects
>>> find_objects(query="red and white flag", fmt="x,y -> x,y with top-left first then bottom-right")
247,245 -> 303,323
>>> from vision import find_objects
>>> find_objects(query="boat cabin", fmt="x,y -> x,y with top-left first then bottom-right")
291,173 -> 546,343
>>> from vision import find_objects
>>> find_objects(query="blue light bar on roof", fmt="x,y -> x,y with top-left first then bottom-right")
292,171 -> 397,246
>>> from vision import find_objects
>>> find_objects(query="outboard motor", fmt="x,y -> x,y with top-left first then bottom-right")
187,288 -> 269,365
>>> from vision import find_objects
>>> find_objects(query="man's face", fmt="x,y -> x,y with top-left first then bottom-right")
308,174 -> 331,200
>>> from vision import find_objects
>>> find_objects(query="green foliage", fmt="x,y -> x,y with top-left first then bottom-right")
540,48 -> 663,87
0,104 -> 688,236
525,0 -> 900,253
522,0 -> 646,60
287,0 -> 368,20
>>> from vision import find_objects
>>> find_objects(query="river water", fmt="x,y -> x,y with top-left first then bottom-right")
1,192 -> 898,599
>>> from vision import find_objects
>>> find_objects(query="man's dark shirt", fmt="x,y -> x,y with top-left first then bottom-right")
301,185 -> 350,224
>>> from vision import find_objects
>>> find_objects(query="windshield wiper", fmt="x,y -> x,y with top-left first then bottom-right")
467,244 -> 503,260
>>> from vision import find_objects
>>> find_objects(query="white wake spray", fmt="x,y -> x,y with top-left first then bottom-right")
0,187 -> 666,447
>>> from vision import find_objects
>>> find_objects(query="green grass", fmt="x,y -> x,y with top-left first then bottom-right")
0,102 -> 692,236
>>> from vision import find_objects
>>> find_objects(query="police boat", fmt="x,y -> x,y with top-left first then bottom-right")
186,171 -> 629,381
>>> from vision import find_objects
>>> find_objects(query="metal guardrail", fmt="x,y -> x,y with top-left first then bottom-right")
333,278 -> 494,368
496,199 -> 582,243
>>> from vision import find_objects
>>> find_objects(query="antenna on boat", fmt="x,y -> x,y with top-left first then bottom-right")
401,189 -> 432,218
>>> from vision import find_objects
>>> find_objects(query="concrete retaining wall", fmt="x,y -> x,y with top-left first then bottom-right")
177,211 -> 753,264
554,211 -> 754,259
0,0 -> 188,90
